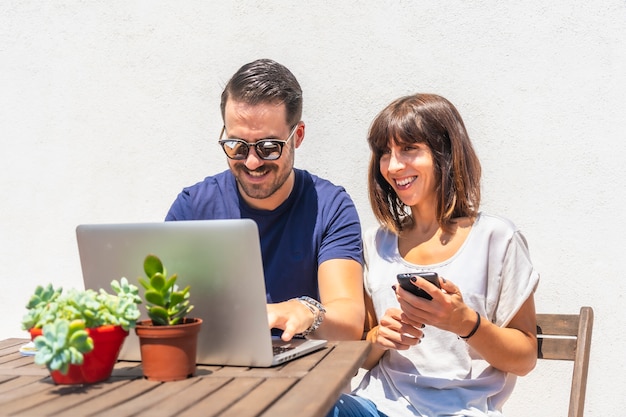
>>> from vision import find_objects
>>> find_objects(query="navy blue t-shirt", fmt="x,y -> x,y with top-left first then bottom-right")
165,169 -> 363,304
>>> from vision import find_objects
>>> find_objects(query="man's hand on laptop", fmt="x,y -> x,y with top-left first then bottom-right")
267,299 -> 316,341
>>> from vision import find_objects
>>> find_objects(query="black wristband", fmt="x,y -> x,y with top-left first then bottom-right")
459,310 -> 481,340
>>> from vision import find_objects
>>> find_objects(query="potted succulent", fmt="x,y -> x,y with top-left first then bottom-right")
21,278 -> 141,384
135,254 -> 202,381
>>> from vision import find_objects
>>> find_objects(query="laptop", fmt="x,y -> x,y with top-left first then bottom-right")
75,219 -> 327,367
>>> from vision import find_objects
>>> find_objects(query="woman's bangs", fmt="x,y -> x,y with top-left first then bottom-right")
392,115 -> 427,147
370,117 -> 410,153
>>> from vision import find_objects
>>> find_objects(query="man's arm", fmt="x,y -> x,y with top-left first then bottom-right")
315,258 -> 364,340
267,258 -> 364,341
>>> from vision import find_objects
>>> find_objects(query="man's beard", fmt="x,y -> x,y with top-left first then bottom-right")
233,164 -> 291,201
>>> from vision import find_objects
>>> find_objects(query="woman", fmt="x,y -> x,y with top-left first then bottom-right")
328,94 -> 539,417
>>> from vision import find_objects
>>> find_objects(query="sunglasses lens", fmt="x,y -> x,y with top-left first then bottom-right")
221,140 -> 249,160
220,139 -> 285,160
255,141 -> 283,160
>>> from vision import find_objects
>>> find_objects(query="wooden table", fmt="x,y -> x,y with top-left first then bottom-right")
0,338 -> 370,417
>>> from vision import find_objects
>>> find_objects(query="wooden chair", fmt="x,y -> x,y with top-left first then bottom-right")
536,306 -> 594,417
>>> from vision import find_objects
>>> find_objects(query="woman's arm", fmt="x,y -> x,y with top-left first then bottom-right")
361,291 -> 424,370
462,294 -> 537,375
396,277 -> 537,376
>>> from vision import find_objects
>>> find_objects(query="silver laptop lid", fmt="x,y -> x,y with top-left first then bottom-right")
76,219 -> 281,367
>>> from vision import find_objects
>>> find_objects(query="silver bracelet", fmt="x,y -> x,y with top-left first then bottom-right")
295,296 -> 326,337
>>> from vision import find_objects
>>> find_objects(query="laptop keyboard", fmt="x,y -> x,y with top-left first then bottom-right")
273,344 -> 296,355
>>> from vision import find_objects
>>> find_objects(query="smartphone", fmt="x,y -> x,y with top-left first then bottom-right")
396,272 -> 440,300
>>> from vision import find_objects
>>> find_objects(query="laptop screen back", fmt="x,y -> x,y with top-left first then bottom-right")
76,219 -> 280,366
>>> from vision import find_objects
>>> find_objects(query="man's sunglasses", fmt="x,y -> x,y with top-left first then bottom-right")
218,124 -> 298,161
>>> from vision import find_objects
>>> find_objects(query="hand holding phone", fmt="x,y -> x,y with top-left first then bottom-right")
396,272 -> 441,300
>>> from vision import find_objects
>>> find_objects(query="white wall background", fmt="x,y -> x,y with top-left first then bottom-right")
1,1 -> 624,415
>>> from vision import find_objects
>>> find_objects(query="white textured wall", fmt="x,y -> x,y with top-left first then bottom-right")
1,2 -> 624,415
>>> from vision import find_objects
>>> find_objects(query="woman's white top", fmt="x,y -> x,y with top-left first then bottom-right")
354,213 -> 540,417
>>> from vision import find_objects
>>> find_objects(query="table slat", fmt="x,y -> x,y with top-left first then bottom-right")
261,341 -> 370,417
219,377 -> 298,417
22,378 -> 136,416
178,377 -> 264,417
132,377 -> 234,416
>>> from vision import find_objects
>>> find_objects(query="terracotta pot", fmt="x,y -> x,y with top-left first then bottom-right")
134,318 -> 202,382
30,325 -> 128,385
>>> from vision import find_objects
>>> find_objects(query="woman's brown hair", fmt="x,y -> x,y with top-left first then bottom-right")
367,94 -> 482,234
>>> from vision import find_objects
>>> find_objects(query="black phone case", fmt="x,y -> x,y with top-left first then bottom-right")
396,272 -> 440,300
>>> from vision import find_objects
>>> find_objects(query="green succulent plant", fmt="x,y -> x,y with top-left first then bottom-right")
33,320 -> 93,375
21,278 -> 142,374
138,254 -> 194,325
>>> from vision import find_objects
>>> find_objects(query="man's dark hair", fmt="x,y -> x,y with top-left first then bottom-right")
220,59 -> 303,126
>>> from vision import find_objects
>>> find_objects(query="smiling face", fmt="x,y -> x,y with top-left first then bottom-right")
223,99 -> 303,210
379,139 -> 438,209
367,94 -> 482,233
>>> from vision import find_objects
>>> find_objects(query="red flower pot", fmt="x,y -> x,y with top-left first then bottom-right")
30,325 -> 128,385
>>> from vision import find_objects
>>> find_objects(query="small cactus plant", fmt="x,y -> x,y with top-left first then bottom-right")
138,254 -> 194,326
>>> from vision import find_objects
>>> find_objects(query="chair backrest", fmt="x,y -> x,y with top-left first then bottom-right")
536,306 -> 594,417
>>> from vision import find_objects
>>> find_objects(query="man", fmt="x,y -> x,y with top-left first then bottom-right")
166,59 -> 364,341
